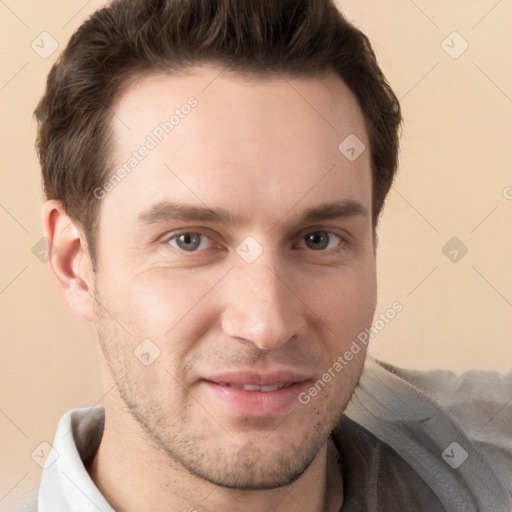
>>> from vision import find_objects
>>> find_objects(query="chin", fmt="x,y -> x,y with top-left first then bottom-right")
185,454 -> 315,491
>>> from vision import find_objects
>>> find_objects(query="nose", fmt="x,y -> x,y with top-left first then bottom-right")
220,261 -> 307,351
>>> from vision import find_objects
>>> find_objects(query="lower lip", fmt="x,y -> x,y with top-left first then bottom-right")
201,380 -> 309,416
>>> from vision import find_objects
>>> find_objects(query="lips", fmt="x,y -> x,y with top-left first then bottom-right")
200,370 -> 310,416
204,370 -> 308,389
213,382 -> 293,392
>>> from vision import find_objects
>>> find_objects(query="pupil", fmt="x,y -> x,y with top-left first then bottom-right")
306,232 -> 329,250
178,233 -> 200,250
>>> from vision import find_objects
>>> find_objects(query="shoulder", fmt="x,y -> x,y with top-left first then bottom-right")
382,361 -> 512,493
344,358 -> 512,511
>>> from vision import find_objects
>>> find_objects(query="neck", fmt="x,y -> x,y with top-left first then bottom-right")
88,404 -> 339,512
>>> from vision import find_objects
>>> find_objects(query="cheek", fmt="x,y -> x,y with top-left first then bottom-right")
306,264 -> 377,342
112,267 -> 226,353
119,267 -> 216,316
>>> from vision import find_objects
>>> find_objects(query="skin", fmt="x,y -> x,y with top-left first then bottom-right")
43,65 -> 377,512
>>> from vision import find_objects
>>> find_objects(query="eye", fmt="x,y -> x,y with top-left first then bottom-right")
300,231 -> 342,251
168,232 -> 213,252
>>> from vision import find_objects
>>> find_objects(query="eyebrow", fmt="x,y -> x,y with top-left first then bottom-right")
137,201 -> 245,226
297,200 -> 368,224
136,199 -> 368,227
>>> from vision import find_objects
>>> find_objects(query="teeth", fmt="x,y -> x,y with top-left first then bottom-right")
213,381 -> 292,392
243,384 -> 263,391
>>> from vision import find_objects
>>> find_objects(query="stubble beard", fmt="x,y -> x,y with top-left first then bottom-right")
93,288 -> 361,491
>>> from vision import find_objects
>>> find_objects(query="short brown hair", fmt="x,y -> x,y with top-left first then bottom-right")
34,0 -> 401,265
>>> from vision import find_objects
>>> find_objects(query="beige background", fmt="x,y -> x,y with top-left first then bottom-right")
1,0 -> 511,506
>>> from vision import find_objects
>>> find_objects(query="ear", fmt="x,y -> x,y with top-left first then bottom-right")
41,200 -> 95,322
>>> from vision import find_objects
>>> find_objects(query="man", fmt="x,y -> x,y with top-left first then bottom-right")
27,0 -> 511,510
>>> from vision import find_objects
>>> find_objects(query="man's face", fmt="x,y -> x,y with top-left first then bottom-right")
92,66 -> 376,489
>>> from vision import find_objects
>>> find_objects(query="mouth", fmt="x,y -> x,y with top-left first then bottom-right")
212,381 -> 293,392
200,371 -> 310,416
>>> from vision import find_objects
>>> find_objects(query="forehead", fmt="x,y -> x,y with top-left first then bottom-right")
102,66 -> 371,231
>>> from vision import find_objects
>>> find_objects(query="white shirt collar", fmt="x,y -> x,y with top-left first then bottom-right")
38,405 -> 114,512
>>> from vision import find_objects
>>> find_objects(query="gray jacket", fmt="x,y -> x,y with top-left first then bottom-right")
14,359 -> 512,511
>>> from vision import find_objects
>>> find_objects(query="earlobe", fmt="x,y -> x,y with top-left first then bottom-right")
41,200 -> 95,322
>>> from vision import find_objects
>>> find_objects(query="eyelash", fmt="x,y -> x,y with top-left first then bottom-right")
163,230 -> 349,255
